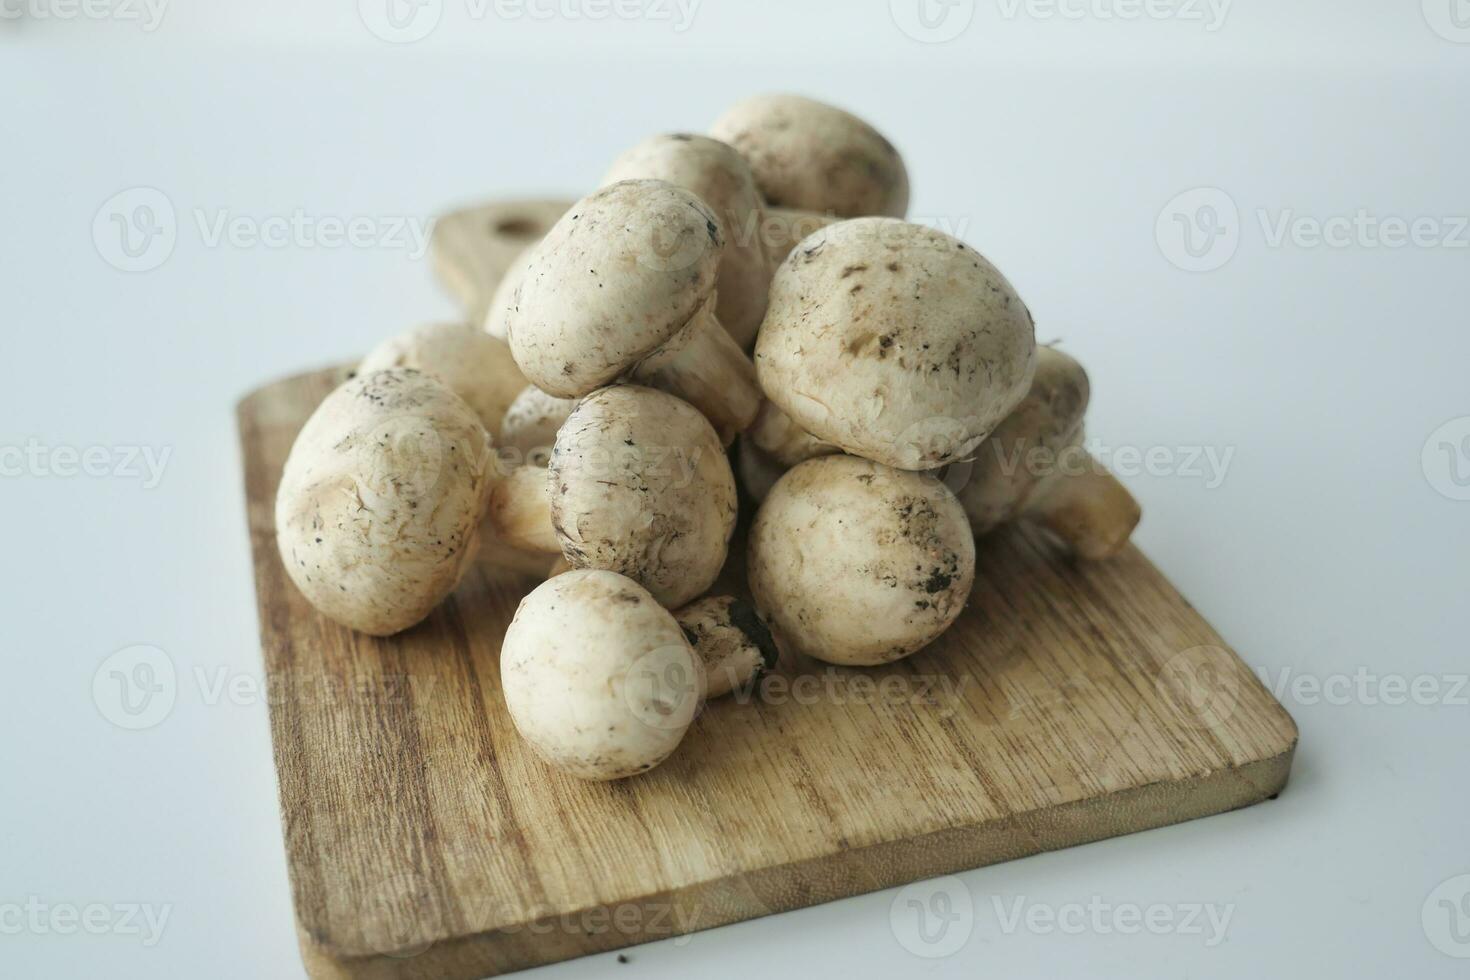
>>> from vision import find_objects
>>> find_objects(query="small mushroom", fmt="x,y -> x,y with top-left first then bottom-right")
602,134 -> 773,351
754,218 -> 1037,471
275,369 -> 493,636
497,385 -> 578,469
484,384 -> 738,608
762,206 -> 839,263
431,197 -> 573,326
956,346 -> 1142,559
501,570 -> 701,780
358,321 -> 526,440
710,94 -> 910,219
675,596 -> 780,699
748,454 -> 975,666
492,180 -> 762,445
481,248 -> 533,342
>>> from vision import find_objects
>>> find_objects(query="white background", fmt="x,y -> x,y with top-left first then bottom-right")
2,1 -> 1467,977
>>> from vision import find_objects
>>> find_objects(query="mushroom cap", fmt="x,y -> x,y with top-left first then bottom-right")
956,346 -> 1090,535
551,385 -> 737,608
602,134 -> 772,350
500,569 -> 699,780
358,322 -> 525,439
275,369 -> 493,636
482,248 -> 534,342
755,218 -> 1037,471
504,180 -> 724,398
710,94 -> 910,219
748,454 -> 975,666
498,385 -> 578,469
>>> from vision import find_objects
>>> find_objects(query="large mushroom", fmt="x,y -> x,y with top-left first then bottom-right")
483,384 -> 738,609
275,369 -> 493,636
358,321 -> 526,440
754,217 -> 1037,471
956,346 -> 1142,559
431,197 -> 572,326
490,180 -> 762,444
602,134 -> 773,351
710,94 -> 910,219
748,454 -> 975,666
501,570 -> 701,780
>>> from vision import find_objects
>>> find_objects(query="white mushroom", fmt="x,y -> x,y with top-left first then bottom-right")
483,384 -> 738,608
491,180 -> 762,445
754,217 -> 1037,471
431,197 -> 573,326
602,134 -> 773,351
497,384 -> 578,469
275,369 -> 493,636
675,595 -> 780,699
957,346 -> 1141,559
500,569 -> 701,780
748,455 -> 975,666
710,94 -> 910,219
358,321 -> 526,440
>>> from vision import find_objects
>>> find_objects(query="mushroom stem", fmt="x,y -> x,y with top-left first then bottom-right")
631,298 -> 761,446
485,466 -> 561,555
675,596 -> 780,700
747,400 -> 840,468
1023,453 -> 1142,560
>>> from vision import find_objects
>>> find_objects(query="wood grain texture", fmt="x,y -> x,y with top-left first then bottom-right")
239,367 -> 1298,980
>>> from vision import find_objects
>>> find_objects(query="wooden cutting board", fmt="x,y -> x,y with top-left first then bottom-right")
238,366 -> 1298,980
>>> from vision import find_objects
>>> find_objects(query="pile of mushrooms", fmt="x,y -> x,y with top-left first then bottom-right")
274,93 -> 1142,780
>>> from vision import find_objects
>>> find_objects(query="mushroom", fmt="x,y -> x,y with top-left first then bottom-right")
710,94 -> 910,219
358,321 -> 526,440
748,454 -> 975,666
275,369 -> 493,636
430,197 -> 573,326
602,134 -> 773,351
483,384 -> 738,608
497,385 -> 578,469
956,346 -> 1142,559
481,248 -> 533,342
491,180 -> 762,445
675,595 -> 780,699
501,569 -> 701,780
762,206 -> 839,263
754,217 -> 1037,471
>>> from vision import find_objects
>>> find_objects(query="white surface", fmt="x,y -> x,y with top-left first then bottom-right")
2,4 -> 1467,978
